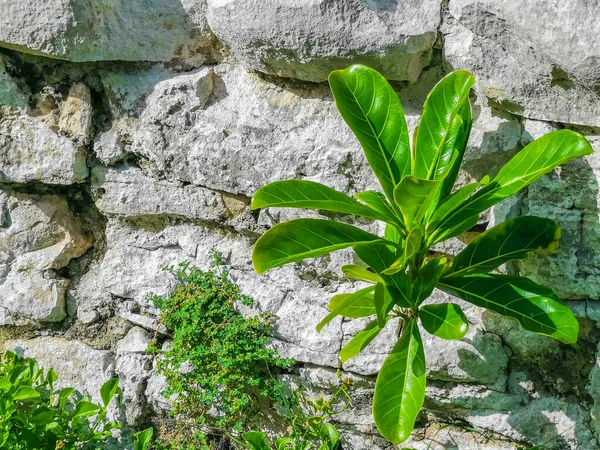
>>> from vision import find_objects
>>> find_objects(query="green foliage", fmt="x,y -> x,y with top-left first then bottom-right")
250,64 -> 592,444
232,378 -> 351,450
0,350 -> 120,449
134,428 -> 154,450
150,251 -> 294,436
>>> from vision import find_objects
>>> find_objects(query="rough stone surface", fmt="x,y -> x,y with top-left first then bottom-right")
115,328 -> 154,426
3,338 -> 115,402
0,56 -> 28,110
0,3 -> 598,449
0,0 -> 218,63
0,114 -> 88,184
443,4 -> 600,127
0,191 -> 92,322
58,83 -> 93,145
206,0 -> 439,82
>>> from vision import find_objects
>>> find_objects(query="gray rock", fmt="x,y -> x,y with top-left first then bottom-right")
0,0 -> 217,63
132,64 -> 386,196
448,1 -> 600,89
0,114 -> 88,184
91,165 -> 257,230
0,56 -> 28,110
3,338 -> 115,404
518,133 -> 600,299
443,7 -> 600,127
115,328 -> 154,426
0,191 -> 93,322
206,0 -> 440,82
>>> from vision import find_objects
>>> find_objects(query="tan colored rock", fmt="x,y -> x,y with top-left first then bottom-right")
58,83 -> 93,145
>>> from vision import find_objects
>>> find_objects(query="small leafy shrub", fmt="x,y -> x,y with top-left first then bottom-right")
250,65 -> 592,444
232,378 -> 351,450
0,350 -> 120,449
149,251 -> 294,438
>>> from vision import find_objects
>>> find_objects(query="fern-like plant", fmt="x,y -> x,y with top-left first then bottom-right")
250,65 -> 592,444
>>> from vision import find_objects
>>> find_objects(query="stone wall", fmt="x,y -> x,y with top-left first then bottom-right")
0,1 -> 599,449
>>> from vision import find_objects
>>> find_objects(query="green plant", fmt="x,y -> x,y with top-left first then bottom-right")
250,65 -> 592,444
149,251 -> 294,438
231,379 -> 350,450
0,350 -> 121,449
134,428 -> 154,450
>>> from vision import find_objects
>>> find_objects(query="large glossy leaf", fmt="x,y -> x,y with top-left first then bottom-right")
383,226 -> 422,275
375,283 -> 395,327
413,257 -> 446,305
384,223 -> 403,245
253,219 -> 388,274
431,130 -> 592,244
447,216 -> 561,277
329,65 -> 411,200
340,319 -> 385,363
438,274 -> 579,344
354,242 -> 398,273
353,243 -> 412,306
13,386 -> 40,401
440,99 -> 473,197
394,176 -> 441,226
342,264 -> 383,283
414,71 -> 476,180
317,286 -> 376,332
373,320 -> 426,445
252,180 -> 390,221
242,432 -> 270,450
426,177 -> 489,233
355,190 -> 403,225
328,291 -> 376,319
419,303 -> 469,340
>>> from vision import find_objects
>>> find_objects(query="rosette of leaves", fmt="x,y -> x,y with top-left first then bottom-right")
250,65 -> 592,444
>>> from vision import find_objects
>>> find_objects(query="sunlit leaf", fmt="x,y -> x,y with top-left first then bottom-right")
446,216 -> 561,277
252,180 -> 391,222
438,274 -> 579,344
414,71 -> 475,180
420,303 -> 469,340
330,65 -> 411,199
373,320 -> 426,444
253,219 -> 389,274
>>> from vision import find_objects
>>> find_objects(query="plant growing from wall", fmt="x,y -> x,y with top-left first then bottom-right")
231,377 -> 351,450
0,350 -> 121,449
250,65 -> 592,444
149,251 -> 294,442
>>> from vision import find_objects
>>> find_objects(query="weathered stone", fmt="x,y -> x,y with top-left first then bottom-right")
518,133 -> 600,299
91,164 -> 257,231
427,384 -> 596,448
58,83 -> 93,145
116,328 -> 154,426
0,191 -> 93,322
443,6 -> 600,127
0,0 -> 217,63
588,341 -> 600,439
0,114 -> 88,184
132,64 -> 388,196
448,1 -> 600,90
2,338 -> 115,404
206,0 -> 439,82
0,56 -> 28,110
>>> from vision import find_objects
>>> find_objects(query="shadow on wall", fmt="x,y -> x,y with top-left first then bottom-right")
358,0 -> 398,12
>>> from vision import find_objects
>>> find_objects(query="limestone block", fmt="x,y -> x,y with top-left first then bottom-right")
206,0 -> 439,82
